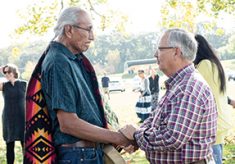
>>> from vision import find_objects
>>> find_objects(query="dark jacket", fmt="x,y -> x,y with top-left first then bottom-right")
148,75 -> 159,94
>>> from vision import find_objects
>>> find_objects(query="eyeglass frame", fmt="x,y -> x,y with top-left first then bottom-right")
154,46 -> 177,57
157,46 -> 176,51
72,25 -> 93,34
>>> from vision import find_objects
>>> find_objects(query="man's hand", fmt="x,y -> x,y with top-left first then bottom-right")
119,124 -> 137,140
122,143 -> 139,154
119,125 -> 139,154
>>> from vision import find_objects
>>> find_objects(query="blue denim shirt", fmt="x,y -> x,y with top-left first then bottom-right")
41,41 -> 103,146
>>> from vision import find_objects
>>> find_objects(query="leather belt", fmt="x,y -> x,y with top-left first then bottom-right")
61,140 -> 98,148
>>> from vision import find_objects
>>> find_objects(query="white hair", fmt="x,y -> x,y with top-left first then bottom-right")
165,28 -> 198,61
54,7 -> 84,38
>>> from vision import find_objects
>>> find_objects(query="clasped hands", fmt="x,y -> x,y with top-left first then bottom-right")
118,124 -> 139,154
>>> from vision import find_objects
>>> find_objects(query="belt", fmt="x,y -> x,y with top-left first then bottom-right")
60,140 -> 99,148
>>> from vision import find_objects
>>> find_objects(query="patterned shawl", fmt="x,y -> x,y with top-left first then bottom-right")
24,44 -> 108,164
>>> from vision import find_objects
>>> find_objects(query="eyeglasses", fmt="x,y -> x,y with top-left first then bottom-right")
3,70 -> 11,74
72,25 -> 93,34
157,47 -> 176,51
154,47 -> 177,57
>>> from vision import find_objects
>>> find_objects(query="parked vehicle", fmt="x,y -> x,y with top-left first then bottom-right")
227,71 -> 235,81
109,80 -> 125,92
228,73 -> 235,81
132,76 -> 141,90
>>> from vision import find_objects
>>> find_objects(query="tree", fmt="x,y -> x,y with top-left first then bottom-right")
160,0 -> 235,32
218,33 -> 235,59
15,0 -> 235,36
15,0 -> 128,36
106,49 -> 120,73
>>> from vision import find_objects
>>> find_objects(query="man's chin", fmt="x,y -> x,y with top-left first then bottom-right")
82,46 -> 89,52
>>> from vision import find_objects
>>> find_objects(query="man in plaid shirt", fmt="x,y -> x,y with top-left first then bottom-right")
120,29 -> 217,164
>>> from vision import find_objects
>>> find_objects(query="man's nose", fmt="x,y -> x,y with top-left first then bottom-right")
154,51 -> 158,58
89,31 -> 94,40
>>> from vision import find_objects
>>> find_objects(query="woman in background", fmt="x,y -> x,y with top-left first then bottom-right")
0,64 -> 26,164
194,35 -> 232,164
133,70 -> 151,123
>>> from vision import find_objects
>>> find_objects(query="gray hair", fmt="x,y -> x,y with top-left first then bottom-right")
54,7 -> 84,38
165,28 -> 198,61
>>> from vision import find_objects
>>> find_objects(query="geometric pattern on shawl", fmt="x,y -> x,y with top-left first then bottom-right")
24,45 -> 108,164
24,47 -> 56,164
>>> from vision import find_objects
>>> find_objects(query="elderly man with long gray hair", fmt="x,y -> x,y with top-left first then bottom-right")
40,7 -> 132,163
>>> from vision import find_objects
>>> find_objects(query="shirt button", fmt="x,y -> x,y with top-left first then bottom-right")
82,148 -> 84,151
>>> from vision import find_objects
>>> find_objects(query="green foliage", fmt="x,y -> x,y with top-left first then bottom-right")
223,144 -> 235,164
218,33 -> 235,60
16,0 -> 59,35
197,0 -> 235,16
1,31 -> 235,78
160,0 -> 235,33
124,150 -> 149,164
160,1 -> 197,32
86,32 -> 158,73
15,0 -> 235,37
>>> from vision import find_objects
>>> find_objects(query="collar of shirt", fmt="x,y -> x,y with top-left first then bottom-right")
165,64 -> 195,90
75,54 -> 84,61
50,41 -> 83,61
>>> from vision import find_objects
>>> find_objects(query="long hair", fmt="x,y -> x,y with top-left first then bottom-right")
194,34 -> 226,93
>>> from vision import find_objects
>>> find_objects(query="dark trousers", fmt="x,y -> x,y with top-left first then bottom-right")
6,141 -> 24,164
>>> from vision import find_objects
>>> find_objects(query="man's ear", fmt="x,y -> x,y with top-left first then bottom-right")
175,47 -> 182,57
64,25 -> 73,38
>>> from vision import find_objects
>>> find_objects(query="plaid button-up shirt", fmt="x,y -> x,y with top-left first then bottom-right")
134,64 -> 217,164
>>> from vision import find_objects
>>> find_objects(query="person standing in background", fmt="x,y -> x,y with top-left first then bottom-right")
0,64 -> 26,164
133,70 -> 151,123
148,69 -> 159,110
194,34 -> 233,164
101,73 -> 110,99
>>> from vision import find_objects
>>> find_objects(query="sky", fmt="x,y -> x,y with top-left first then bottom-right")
0,0 -> 234,49
108,0 -> 161,33
0,0 -> 162,48
0,0 -> 31,48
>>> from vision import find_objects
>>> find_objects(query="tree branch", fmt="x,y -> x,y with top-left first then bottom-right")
87,0 -> 104,17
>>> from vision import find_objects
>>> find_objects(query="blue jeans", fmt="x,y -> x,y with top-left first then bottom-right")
212,144 -> 223,164
57,146 -> 104,164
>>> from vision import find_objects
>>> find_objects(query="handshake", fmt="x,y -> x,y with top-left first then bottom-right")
117,124 -> 139,154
